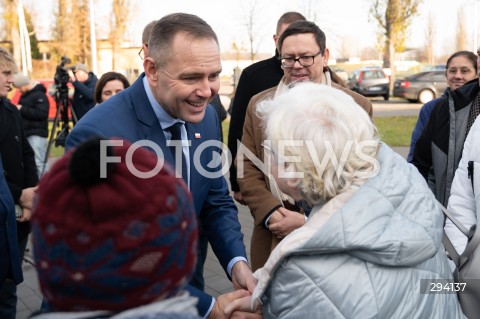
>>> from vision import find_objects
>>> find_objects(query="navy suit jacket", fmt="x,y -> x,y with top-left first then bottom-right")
0,157 -> 23,288
65,74 -> 247,316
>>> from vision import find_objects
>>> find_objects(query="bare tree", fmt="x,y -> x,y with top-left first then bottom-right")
424,12 -> 435,65
73,0 -> 91,64
51,0 -> 90,65
52,0 -> 77,61
242,0 -> 259,62
2,0 -> 20,64
370,0 -> 421,88
109,0 -> 130,70
237,0 -> 267,62
455,6 -> 467,51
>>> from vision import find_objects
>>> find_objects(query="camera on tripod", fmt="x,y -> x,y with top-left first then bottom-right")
54,56 -> 73,89
49,56 -> 77,148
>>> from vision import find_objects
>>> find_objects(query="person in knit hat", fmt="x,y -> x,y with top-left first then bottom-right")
13,73 -> 50,178
30,137 -> 200,318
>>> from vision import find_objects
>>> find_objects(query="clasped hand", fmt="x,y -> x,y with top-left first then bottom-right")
268,207 -> 305,239
209,261 -> 262,318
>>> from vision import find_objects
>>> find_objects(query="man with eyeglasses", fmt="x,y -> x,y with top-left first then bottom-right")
237,20 -> 373,272
228,12 -> 306,207
138,20 -> 157,60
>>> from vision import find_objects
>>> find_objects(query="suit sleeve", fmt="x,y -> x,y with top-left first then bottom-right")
237,101 -> 283,226
201,113 -> 247,272
185,284 -> 214,318
65,122 -> 108,151
228,71 -> 254,192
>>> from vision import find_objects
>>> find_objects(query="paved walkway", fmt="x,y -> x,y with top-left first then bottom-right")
16,146 -> 409,318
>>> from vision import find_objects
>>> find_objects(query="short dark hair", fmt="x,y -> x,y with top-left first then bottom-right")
149,13 -> 218,67
277,20 -> 327,56
142,20 -> 157,45
446,50 -> 478,70
276,12 -> 306,35
94,72 -> 130,104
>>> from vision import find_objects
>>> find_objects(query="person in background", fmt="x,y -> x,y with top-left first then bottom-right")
94,71 -> 130,104
407,51 -> 477,162
0,157 -> 22,294
228,11 -> 306,204
13,73 -> 50,177
0,47 -> 38,319
238,20 -> 373,271
30,137 -> 202,318
65,13 -> 254,318
210,94 -> 227,141
225,83 -> 465,318
67,63 -> 98,120
445,114 -> 480,255
139,20 -> 157,60
412,47 -> 480,206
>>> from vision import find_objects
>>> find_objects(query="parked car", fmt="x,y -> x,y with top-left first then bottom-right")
331,66 -> 349,83
347,67 -> 390,100
393,70 -> 447,104
9,79 -> 74,120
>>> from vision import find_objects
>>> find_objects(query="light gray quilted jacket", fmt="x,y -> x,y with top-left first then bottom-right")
253,144 -> 465,319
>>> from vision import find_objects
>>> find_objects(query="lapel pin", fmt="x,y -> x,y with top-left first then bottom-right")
195,133 -> 201,139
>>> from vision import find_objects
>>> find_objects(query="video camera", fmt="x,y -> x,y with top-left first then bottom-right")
51,56 -> 76,147
54,56 -> 74,90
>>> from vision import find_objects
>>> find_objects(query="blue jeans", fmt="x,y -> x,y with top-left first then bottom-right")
27,136 -> 48,178
0,236 -> 27,319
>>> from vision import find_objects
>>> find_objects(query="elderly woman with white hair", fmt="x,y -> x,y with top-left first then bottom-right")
224,83 -> 465,318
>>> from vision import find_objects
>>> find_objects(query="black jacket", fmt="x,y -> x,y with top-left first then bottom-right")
227,52 -> 284,191
412,78 -> 480,205
19,83 -> 49,137
72,72 -> 98,120
0,98 -> 38,240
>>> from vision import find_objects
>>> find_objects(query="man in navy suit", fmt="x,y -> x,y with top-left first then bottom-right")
66,13 -> 254,318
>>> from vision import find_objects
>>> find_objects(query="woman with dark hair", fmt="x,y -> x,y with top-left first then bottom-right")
408,50 -> 477,162
94,72 -> 130,104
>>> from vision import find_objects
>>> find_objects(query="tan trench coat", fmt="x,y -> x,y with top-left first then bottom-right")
237,82 -> 373,271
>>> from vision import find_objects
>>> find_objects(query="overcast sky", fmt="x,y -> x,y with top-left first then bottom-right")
24,0 -> 477,58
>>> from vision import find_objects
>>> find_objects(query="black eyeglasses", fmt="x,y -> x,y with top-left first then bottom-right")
138,47 -> 144,60
279,52 -> 322,68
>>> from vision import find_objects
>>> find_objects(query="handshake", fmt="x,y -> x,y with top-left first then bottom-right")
209,261 -> 262,319
211,290 -> 262,319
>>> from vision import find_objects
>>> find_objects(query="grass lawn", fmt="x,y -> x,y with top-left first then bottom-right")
373,116 -> 416,146
46,122 -> 72,158
222,115 -> 416,147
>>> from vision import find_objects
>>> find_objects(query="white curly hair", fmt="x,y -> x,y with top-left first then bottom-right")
257,82 -> 379,206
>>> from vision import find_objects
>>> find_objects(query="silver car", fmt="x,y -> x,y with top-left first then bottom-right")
347,67 -> 390,100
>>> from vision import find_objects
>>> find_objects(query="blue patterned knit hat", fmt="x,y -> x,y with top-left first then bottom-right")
31,138 -> 198,312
